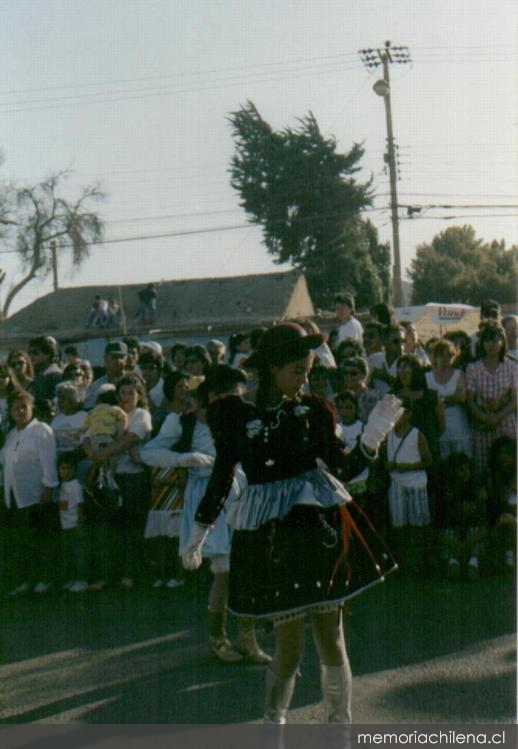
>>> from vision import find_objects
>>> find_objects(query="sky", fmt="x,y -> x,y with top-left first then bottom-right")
0,0 -> 516,314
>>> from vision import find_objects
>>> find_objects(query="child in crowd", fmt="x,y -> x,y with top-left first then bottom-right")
386,402 -> 432,572
335,390 -> 369,499
308,362 -> 334,403
58,452 -> 88,592
83,385 -> 128,477
436,452 -> 486,580
335,390 -> 363,453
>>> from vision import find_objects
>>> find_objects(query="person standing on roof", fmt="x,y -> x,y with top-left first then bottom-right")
137,283 -> 158,324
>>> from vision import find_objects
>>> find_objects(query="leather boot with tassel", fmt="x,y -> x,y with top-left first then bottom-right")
208,608 -> 243,663
235,617 -> 272,665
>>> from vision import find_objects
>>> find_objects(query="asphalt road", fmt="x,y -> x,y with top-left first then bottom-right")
0,569 -> 515,724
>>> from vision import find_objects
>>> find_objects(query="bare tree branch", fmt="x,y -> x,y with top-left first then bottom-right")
0,171 -> 105,318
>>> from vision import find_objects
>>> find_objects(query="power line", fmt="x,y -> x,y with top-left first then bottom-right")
0,51 -> 361,97
0,62 -> 364,115
3,45 -> 513,98
401,213 -> 518,221
0,209 -> 514,257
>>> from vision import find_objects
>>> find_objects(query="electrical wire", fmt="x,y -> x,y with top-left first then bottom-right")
0,62 -> 364,115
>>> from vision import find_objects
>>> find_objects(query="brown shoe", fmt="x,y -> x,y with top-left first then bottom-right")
235,631 -> 272,665
209,637 -> 244,664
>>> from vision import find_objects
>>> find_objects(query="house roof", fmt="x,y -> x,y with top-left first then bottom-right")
0,270 -> 314,340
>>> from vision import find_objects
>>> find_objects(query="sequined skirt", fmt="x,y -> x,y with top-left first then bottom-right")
228,502 -> 396,621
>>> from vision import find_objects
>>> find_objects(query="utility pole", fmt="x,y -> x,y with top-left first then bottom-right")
50,239 -> 59,291
359,41 -> 411,307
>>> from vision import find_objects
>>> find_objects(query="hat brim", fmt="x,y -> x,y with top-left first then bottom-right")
243,332 -> 325,369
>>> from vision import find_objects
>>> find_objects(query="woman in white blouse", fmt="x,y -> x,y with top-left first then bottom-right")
426,339 -> 472,459
1,391 -> 58,595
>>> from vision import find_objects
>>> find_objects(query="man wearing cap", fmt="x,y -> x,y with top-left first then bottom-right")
334,293 -> 363,348
84,342 -> 128,410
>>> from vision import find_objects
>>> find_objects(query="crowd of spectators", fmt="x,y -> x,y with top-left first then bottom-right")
0,295 -> 515,597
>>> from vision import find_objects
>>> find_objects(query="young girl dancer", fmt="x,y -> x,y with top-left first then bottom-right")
183,324 -> 400,724
142,374 -> 270,665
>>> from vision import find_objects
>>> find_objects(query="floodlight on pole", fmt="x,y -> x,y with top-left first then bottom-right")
359,41 -> 411,307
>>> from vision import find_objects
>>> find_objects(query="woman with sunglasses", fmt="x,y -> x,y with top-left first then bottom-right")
182,324 -> 400,725
337,356 -> 382,422
7,350 -> 34,393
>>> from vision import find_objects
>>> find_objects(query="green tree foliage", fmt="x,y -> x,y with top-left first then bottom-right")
229,101 -> 390,309
0,171 -> 105,318
410,225 -> 518,305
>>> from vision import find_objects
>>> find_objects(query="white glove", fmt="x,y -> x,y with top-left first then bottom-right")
181,522 -> 211,570
361,394 -> 404,452
176,452 -> 215,468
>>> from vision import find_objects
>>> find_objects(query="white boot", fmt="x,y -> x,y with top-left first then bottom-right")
320,662 -> 352,723
263,667 -> 297,724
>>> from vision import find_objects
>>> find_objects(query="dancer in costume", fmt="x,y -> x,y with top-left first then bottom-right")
183,324 -> 401,724
142,372 -> 270,665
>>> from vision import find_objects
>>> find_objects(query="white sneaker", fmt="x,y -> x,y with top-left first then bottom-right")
33,582 -> 50,594
152,579 -> 164,588
7,582 -> 30,597
69,580 -> 88,593
166,578 -> 185,589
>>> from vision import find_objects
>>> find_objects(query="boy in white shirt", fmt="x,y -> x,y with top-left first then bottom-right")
58,452 -> 88,592
334,292 -> 364,347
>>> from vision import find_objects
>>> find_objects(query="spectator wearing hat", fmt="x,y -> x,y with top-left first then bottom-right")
84,341 -> 128,410
334,293 -> 363,348
182,322 -> 400,725
28,336 -> 63,402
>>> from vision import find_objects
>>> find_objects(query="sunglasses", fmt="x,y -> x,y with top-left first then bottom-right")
10,360 -> 26,366
342,370 -> 360,377
391,338 -> 404,344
